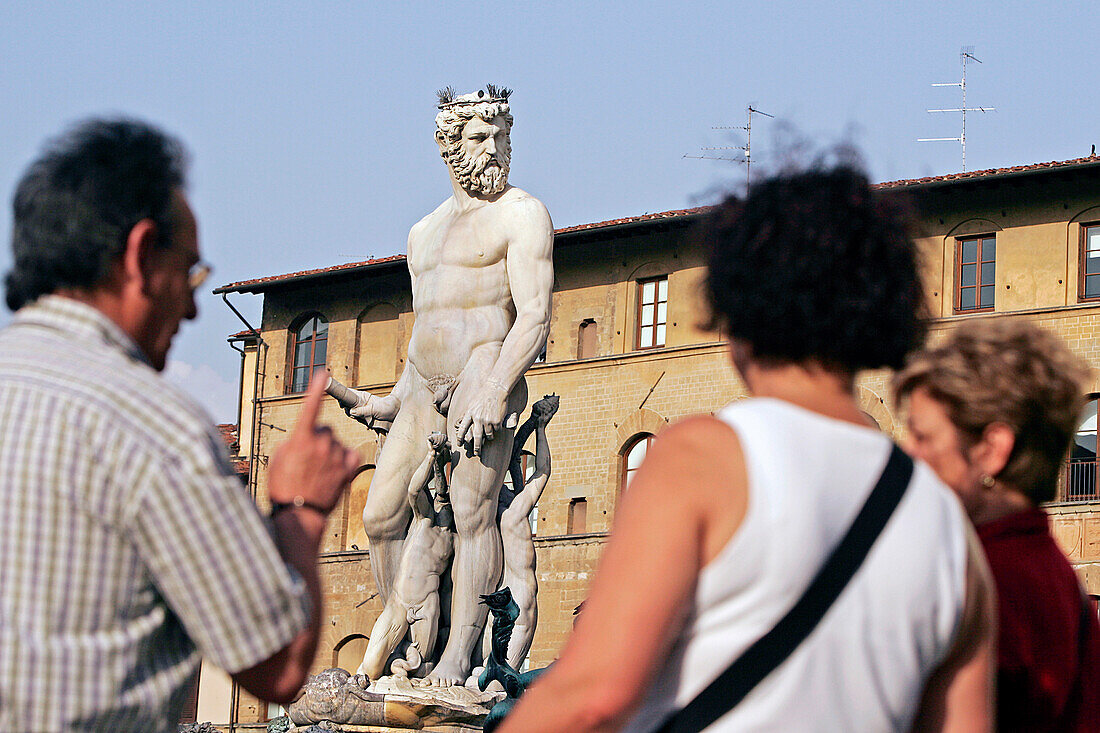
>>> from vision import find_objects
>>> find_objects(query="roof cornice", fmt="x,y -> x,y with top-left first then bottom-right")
214,156 -> 1100,295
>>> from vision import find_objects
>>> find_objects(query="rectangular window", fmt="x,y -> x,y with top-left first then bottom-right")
290,315 -> 328,393
955,236 -> 996,313
578,319 -> 598,359
1081,224 -> 1100,300
567,498 -> 587,534
636,276 -> 668,349
178,668 -> 200,724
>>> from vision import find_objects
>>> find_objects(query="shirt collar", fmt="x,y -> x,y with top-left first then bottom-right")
13,294 -> 152,367
976,505 -> 1048,543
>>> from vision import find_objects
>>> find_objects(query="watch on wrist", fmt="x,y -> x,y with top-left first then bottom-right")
270,495 -> 329,518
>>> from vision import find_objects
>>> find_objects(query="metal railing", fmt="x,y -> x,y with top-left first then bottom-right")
1062,458 -> 1099,502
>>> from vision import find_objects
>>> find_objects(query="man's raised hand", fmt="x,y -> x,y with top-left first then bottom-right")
268,372 -> 360,514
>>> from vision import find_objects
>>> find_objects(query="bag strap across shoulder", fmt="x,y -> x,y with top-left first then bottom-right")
655,443 -> 914,733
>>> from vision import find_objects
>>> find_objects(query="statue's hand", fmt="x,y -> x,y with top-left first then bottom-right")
455,380 -> 509,456
346,391 -> 399,429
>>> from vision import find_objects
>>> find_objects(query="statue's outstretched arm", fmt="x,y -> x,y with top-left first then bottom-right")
407,449 -> 436,519
325,366 -> 409,431
510,397 -> 558,517
507,412 -> 539,495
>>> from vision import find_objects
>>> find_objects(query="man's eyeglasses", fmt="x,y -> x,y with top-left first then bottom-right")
189,262 -> 212,291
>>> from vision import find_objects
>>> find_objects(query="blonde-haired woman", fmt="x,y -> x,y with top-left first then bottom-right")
896,319 -> 1100,732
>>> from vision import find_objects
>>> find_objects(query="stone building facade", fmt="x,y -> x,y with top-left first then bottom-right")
205,156 -> 1100,729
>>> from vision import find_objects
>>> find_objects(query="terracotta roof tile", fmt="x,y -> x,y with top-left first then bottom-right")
215,254 -> 406,293
217,423 -> 250,478
876,155 -> 1100,189
552,206 -> 710,235
217,424 -> 239,452
228,328 -> 258,339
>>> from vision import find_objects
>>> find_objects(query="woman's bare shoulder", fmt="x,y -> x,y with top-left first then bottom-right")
644,414 -> 742,479
635,413 -> 748,563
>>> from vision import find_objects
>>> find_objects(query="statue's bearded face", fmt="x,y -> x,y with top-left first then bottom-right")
447,114 -> 511,196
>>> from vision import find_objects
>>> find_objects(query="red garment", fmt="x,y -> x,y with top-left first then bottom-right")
977,507 -> 1100,732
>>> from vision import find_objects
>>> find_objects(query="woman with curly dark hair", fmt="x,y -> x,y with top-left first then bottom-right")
498,166 -> 995,732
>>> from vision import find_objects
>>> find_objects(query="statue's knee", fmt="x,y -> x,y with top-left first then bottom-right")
362,503 -> 407,538
451,502 -> 496,535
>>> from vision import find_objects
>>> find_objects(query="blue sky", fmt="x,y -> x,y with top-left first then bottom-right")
3,1 -> 1097,421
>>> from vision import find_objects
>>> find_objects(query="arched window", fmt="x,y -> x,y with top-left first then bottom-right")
290,315 -> 328,393
1067,397 -> 1099,501
346,464 -> 375,551
621,433 -> 655,492
357,302 -> 400,385
332,634 -> 370,672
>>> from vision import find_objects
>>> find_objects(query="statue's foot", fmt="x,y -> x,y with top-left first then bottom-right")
424,658 -> 469,687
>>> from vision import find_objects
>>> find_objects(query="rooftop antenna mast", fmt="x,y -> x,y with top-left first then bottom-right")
684,104 -> 773,186
918,47 -> 994,171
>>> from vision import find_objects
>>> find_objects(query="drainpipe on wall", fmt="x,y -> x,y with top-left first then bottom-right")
220,292 -> 268,731
221,292 -> 267,500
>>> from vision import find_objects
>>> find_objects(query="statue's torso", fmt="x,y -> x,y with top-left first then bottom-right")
406,190 -> 530,378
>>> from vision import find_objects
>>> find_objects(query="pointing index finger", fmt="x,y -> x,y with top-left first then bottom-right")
295,371 -> 328,434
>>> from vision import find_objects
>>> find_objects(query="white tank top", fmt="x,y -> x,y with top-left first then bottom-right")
623,398 -> 969,732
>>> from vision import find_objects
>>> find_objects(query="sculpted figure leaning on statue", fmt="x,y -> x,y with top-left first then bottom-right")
332,86 -> 553,685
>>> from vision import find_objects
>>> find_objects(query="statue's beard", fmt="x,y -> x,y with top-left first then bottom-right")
451,149 -> 509,196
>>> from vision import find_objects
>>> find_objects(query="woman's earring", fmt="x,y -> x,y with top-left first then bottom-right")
981,474 -> 996,489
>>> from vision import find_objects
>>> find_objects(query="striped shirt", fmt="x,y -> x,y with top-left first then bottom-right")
0,296 -> 311,732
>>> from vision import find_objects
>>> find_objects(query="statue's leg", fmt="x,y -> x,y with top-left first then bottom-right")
358,602 -> 410,679
427,378 -> 528,685
362,387 -> 440,601
500,510 -> 538,670
408,591 -> 440,675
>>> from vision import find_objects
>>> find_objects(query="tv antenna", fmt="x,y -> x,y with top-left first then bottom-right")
918,47 -> 994,171
684,104 -> 774,185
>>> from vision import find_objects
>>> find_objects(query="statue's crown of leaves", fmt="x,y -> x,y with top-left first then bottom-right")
437,85 -> 512,110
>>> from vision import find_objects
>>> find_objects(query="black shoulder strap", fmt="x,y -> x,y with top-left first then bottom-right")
655,444 -> 914,733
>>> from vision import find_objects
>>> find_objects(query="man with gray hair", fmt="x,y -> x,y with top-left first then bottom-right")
335,87 -> 554,686
0,118 -> 359,730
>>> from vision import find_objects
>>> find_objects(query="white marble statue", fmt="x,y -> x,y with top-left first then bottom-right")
358,433 -> 454,680
336,86 -> 554,686
496,394 -> 559,669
